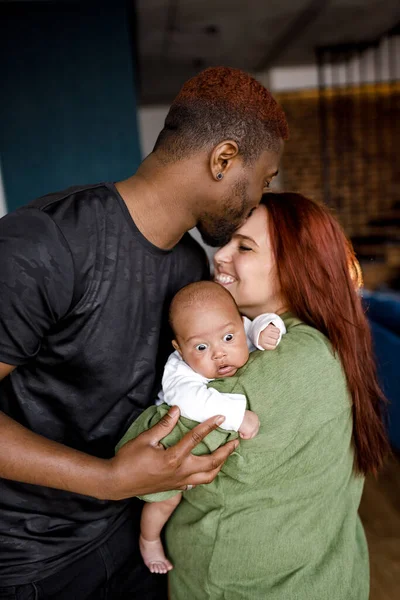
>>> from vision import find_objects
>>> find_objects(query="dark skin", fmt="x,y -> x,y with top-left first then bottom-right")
116,140 -> 282,250
0,362 -> 237,500
0,139 -> 282,501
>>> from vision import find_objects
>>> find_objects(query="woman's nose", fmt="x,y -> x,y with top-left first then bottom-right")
214,246 -> 231,265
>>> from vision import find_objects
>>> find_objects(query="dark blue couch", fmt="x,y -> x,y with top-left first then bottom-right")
363,290 -> 400,451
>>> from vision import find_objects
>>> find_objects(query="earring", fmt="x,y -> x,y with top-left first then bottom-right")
216,173 -> 224,180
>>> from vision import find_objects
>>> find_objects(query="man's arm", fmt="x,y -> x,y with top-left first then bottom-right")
0,362 -> 238,500
0,212 -> 238,502
0,362 -> 15,379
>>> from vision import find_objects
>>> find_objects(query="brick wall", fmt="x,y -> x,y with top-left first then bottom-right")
275,84 -> 400,238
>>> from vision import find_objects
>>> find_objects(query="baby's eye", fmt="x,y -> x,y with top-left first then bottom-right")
223,333 -> 234,342
196,343 -> 208,352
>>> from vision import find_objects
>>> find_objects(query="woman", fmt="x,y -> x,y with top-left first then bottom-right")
167,192 -> 389,598
120,193 -> 388,599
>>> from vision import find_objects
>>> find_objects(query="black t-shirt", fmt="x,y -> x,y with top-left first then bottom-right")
0,183 -> 208,585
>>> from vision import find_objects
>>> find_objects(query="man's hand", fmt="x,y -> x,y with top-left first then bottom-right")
258,323 -> 281,350
238,410 -> 260,440
106,407 -> 239,500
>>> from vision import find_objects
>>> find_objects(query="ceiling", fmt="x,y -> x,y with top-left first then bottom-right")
137,0 -> 400,104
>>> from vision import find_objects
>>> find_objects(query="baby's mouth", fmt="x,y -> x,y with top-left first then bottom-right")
217,365 -> 236,376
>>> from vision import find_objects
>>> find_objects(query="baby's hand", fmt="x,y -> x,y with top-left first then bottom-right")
238,410 -> 260,439
258,323 -> 281,350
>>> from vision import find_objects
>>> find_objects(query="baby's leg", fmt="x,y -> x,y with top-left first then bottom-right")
140,493 -> 182,574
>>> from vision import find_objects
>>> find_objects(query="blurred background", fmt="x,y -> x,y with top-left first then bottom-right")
1,1 -> 400,596
2,0 -> 399,292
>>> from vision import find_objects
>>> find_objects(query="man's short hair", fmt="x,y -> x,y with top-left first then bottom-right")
154,67 -> 289,164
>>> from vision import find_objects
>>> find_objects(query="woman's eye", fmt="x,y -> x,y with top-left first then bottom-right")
239,245 -> 252,252
223,333 -> 234,342
196,343 -> 208,352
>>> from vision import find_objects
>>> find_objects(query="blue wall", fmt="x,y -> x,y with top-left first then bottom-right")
0,1 -> 141,212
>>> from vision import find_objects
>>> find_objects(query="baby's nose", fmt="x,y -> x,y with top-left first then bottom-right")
212,348 -> 226,360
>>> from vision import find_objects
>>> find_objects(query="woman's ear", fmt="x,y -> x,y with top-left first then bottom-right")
172,339 -> 182,356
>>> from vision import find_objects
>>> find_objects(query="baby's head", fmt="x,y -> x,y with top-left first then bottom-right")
169,281 -> 249,379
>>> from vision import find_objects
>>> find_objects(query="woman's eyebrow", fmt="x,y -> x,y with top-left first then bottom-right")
233,233 -> 258,246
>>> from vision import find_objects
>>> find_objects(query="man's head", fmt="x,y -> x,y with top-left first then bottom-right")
169,281 -> 249,379
153,67 -> 289,246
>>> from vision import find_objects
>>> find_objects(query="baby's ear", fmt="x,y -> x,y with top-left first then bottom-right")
172,339 -> 182,356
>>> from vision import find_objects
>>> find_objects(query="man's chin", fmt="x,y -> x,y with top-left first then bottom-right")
197,226 -> 235,248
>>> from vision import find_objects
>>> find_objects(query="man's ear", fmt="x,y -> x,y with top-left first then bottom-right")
172,339 -> 182,355
210,140 -> 240,180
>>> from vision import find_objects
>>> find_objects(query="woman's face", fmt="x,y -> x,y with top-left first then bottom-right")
213,205 -> 287,319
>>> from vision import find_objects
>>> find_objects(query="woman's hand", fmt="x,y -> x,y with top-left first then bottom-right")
105,407 -> 239,500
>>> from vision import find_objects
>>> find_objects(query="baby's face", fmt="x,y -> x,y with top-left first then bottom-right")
174,300 -> 249,379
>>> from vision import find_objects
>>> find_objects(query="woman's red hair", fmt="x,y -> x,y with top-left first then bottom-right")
262,192 -> 389,476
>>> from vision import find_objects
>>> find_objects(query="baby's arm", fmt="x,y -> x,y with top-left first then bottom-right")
239,410 -> 260,439
244,313 -> 286,351
161,352 -> 247,432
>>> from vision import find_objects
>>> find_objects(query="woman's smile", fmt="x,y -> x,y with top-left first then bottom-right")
214,272 -> 237,286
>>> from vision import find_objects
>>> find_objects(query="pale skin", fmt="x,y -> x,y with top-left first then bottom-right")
139,293 -> 281,574
0,143 -> 282,556
213,205 -> 289,319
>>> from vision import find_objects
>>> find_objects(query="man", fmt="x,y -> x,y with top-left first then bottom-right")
0,67 -> 288,598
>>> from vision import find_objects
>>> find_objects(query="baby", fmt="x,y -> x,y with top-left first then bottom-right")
137,281 -> 286,574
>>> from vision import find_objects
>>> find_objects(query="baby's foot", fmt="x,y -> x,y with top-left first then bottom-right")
139,534 -> 174,574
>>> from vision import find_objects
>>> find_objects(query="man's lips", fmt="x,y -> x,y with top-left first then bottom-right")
214,272 -> 236,285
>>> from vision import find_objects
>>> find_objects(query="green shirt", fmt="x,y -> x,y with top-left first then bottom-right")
117,314 -> 369,600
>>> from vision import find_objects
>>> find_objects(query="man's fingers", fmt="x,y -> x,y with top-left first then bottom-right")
177,468 -> 220,490
179,439 -> 239,478
177,483 -> 197,492
178,451 -> 237,488
147,406 -> 181,445
203,439 -> 239,468
172,415 -> 226,457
